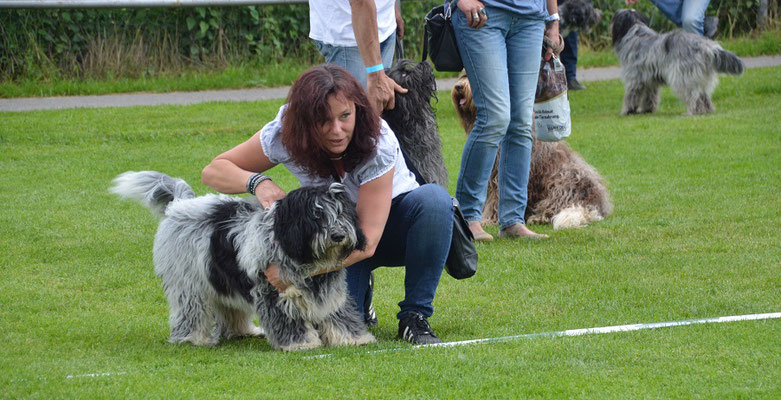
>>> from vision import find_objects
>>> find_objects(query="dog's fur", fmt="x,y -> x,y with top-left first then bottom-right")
382,59 -> 448,187
611,9 -> 744,115
451,76 -> 613,230
111,171 -> 375,351
558,0 -> 603,37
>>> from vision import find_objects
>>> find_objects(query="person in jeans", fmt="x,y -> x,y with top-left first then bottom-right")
626,0 -> 717,37
201,64 -> 451,345
452,0 -> 561,241
309,0 -> 407,113
561,30 -> 585,90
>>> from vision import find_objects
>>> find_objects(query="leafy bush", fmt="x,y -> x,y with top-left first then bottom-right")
0,0 -> 772,82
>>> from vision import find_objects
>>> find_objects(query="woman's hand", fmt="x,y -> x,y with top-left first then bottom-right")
255,179 -> 286,210
457,0 -> 487,29
263,264 -> 289,293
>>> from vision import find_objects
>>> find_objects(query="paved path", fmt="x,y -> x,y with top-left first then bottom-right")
1,55 -> 779,112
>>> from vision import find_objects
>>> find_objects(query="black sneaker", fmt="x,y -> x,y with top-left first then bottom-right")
568,78 -> 586,91
398,312 -> 442,345
364,271 -> 378,326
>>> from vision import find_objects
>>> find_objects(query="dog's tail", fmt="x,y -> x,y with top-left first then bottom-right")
714,49 -> 744,75
110,171 -> 195,218
550,205 -> 603,230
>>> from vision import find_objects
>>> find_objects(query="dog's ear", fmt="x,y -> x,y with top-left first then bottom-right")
328,184 -> 367,252
273,188 -> 320,264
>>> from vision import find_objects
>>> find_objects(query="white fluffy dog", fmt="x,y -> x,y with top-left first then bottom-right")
111,171 -> 375,351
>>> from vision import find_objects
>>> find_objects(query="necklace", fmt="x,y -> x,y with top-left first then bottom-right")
329,154 -> 345,161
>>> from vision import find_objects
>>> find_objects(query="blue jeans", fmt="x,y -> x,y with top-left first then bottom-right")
312,35 -> 396,89
452,6 -> 544,230
561,30 -> 579,82
346,184 -> 452,320
651,0 -> 711,35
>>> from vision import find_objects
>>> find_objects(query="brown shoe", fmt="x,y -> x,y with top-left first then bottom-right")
498,223 -> 549,239
469,221 -> 494,242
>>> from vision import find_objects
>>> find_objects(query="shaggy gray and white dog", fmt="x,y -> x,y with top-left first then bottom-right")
612,9 -> 744,115
111,171 -> 374,351
558,0 -> 603,37
452,76 -> 613,230
382,59 -> 448,187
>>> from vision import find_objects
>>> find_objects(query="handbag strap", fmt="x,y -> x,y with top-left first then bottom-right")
422,1 -> 456,64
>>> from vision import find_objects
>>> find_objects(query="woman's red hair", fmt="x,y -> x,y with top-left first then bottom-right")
281,64 -> 381,179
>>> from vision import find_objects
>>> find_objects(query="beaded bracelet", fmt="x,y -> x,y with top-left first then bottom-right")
246,173 -> 272,196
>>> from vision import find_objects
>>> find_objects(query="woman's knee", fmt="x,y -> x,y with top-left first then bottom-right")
681,15 -> 704,34
475,108 -> 511,139
408,184 -> 452,221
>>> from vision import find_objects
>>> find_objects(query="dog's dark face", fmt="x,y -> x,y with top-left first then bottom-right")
451,75 -> 475,134
383,60 -> 437,131
611,9 -> 651,46
273,183 -> 366,267
559,0 -> 602,34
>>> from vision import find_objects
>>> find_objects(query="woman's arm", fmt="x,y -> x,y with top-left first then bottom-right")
201,130 -> 286,209
331,167 -> 394,269
263,168 -> 394,291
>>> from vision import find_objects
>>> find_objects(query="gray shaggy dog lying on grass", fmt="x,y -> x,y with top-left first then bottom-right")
451,76 -> 613,230
612,8 -> 744,115
111,171 -> 374,351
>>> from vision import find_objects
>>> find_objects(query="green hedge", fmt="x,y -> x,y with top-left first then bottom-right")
0,0 -> 768,81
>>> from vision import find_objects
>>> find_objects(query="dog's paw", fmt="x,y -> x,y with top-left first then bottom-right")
171,335 -> 219,347
352,332 -> 377,346
279,336 -> 323,352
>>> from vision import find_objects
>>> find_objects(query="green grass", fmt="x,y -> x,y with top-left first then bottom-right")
1,28 -> 779,99
1,67 -> 780,398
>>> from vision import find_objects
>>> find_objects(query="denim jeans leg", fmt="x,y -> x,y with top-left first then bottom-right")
392,184 -> 451,319
497,18 -> 544,230
452,7 -> 512,222
345,184 -> 451,320
650,0 -> 684,27
561,31 -> 579,82
680,0 -> 710,34
312,36 -> 396,89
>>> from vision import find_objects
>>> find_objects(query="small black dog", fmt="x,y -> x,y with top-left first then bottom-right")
559,0 -> 603,37
382,59 -> 448,187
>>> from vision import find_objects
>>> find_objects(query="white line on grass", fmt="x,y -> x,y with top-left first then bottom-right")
66,372 -> 127,379
305,312 -> 781,359
31,312 -> 777,380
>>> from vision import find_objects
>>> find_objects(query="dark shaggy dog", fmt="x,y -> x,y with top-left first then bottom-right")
382,59 -> 448,187
111,171 -> 374,351
559,0 -> 603,37
451,76 -> 613,230
611,9 -> 744,115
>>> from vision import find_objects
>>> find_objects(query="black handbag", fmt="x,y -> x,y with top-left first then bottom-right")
445,197 -> 478,280
423,1 -> 463,72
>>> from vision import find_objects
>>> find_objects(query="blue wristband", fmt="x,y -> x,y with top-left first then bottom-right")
365,64 -> 384,73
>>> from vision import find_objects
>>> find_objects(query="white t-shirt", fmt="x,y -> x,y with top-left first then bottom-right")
309,0 -> 397,47
259,105 -> 419,203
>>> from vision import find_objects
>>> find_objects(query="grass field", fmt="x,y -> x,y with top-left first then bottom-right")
1,66 -> 779,398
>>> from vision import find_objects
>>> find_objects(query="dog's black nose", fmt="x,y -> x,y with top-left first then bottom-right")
331,232 -> 345,243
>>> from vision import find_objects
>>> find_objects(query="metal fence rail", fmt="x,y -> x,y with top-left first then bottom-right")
0,0 -> 307,8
